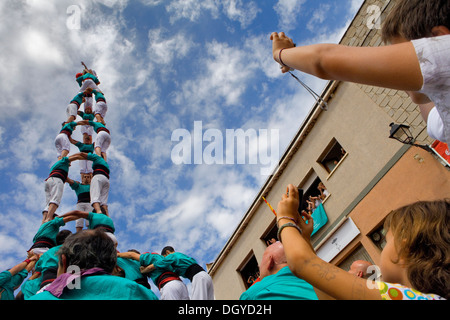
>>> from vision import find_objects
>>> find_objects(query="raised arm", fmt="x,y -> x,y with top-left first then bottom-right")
270,32 -> 423,91
276,184 -> 381,300
69,136 -> 79,145
117,252 -> 141,261
60,210 -> 89,223
68,152 -> 88,162
77,120 -> 90,126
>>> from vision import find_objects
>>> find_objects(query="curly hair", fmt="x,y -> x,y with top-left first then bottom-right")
58,229 -> 117,274
383,199 -> 450,299
381,0 -> 450,43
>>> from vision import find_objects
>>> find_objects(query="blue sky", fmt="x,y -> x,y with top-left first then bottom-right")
0,0 -> 363,295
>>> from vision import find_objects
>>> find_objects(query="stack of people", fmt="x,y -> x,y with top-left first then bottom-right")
0,65 -> 214,300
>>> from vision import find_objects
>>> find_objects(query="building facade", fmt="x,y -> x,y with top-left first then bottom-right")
208,0 -> 450,300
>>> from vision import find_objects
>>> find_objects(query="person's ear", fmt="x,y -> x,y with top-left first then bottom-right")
267,256 -> 275,271
431,26 -> 450,36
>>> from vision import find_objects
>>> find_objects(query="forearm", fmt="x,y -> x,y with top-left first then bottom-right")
8,261 -> 29,277
117,252 -> 141,261
279,224 -> 380,300
275,41 -> 423,91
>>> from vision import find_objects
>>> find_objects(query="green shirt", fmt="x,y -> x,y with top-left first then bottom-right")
87,212 -> 115,233
70,181 -> 91,202
152,252 -> 197,278
59,121 -> 77,135
88,120 -> 108,133
140,253 -> 176,284
76,73 -> 99,86
0,269 -> 28,300
35,245 -> 61,273
21,275 -> 42,300
116,257 -> 144,282
32,217 -> 66,245
75,141 -> 94,153
49,157 -> 70,174
29,274 -> 158,300
239,266 -> 318,300
87,153 -> 109,170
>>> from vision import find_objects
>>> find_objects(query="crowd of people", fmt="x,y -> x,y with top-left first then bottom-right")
1,0 -> 449,301
0,65 -> 214,300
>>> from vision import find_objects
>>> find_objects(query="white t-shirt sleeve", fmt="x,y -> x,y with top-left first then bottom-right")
412,35 -> 450,145
427,107 -> 445,142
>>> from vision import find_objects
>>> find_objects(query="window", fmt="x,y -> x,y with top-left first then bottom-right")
338,245 -> 374,274
370,225 -> 387,251
261,220 -> 278,246
299,169 -> 330,212
237,251 -> 260,289
317,138 -> 347,175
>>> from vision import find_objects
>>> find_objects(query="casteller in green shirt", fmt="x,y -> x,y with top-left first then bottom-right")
239,266 -> 318,300
29,274 -> 158,300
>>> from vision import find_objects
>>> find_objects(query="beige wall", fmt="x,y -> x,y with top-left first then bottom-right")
210,78 -> 418,299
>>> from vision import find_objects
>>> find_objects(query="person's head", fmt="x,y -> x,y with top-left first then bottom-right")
75,72 -> 83,79
81,172 -> 92,185
348,260 -> 373,279
84,106 -> 93,114
380,199 -> 450,299
57,229 -> 117,276
259,241 -> 288,279
381,0 -> 450,44
83,134 -> 92,145
56,230 -> 73,246
161,246 -> 175,256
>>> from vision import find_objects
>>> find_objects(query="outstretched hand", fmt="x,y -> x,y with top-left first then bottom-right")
270,32 -> 296,73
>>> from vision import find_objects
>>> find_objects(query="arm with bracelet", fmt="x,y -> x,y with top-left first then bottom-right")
276,184 -> 381,300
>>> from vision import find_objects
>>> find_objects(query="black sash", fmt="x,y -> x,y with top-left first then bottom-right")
185,263 -> 204,281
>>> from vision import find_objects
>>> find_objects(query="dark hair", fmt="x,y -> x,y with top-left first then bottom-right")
161,246 -> 175,256
384,199 -> 450,299
56,230 -> 72,245
58,229 -> 117,273
381,0 -> 450,43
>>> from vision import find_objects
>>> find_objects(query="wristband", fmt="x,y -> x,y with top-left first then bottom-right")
277,216 -> 297,224
278,48 -> 289,67
277,222 -> 302,243
23,259 -> 31,264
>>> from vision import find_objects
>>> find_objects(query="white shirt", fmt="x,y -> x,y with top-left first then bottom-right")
412,35 -> 450,145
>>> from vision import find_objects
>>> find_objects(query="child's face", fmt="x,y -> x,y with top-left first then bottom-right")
379,230 -> 406,284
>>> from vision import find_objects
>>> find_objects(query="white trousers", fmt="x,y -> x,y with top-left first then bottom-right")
95,101 -> 108,119
191,271 -> 214,300
160,279 -> 190,300
66,103 -> 78,118
44,177 -> 64,212
95,131 -> 111,153
79,79 -> 99,92
54,133 -> 70,158
75,202 -> 92,228
90,174 -> 109,206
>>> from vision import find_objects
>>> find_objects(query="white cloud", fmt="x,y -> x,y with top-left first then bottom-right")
166,0 -> 220,24
274,0 -> 307,31
222,0 -> 261,29
147,29 -> 195,65
306,3 -> 332,32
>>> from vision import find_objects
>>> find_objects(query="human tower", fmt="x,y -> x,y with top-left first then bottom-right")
28,62 -> 117,258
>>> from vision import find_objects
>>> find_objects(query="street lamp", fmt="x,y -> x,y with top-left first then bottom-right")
389,123 -> 431,152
